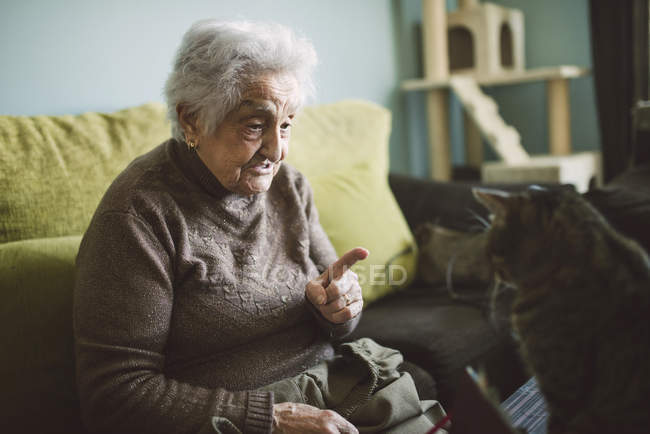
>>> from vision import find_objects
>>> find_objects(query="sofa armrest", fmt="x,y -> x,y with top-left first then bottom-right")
388,174 -> 490,233
388,173 -> 575,233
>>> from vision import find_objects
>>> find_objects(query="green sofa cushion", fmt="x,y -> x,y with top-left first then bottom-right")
287,100 -> 417,303
0,103 -> 170,243
0,235 -> 84,432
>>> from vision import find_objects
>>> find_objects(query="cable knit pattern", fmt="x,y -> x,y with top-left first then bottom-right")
74,139 -> 360,434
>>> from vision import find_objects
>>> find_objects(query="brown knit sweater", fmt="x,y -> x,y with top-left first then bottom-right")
73,139 -> 360,434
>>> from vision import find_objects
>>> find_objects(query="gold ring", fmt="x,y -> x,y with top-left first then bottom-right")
343,293 -> 353,306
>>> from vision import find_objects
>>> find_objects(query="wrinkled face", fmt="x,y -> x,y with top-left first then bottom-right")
193,73 -> 299,195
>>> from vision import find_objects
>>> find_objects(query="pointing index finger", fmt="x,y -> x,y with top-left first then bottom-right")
322,247 -> 369,284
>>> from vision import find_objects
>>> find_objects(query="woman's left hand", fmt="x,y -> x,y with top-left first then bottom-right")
305,247 -> 369,324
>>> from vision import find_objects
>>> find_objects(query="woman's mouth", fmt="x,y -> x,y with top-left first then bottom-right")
248,160 -> 274,174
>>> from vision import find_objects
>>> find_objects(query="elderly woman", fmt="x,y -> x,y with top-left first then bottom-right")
74,20 -> 443,434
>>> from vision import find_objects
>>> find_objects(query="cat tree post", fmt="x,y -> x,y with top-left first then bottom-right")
458,0 -> 484,169
547,78 -> 572,155
464,110 -> 483,167
458,0 -> 479,9
422,0 -> 451,180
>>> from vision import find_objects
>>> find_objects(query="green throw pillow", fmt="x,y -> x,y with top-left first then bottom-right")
288,100 -> 417,303
0,235 -> 84,432
0,103 -> 170,243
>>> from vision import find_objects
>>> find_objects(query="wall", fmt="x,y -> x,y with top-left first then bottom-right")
394,0 -> 601,177
0,0 -> 412,173
0,0 -> 602,176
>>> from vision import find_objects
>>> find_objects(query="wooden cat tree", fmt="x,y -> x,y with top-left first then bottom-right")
404,0 -> 601,192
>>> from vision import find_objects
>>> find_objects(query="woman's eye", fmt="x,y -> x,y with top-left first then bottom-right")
246,123 -> 264,132
280,122 -> 291,131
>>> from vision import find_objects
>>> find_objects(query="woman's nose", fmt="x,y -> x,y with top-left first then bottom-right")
260,129 -> 283,162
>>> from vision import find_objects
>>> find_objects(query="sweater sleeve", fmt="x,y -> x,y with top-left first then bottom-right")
73,211 -> 273,434
301,177 -> 361,340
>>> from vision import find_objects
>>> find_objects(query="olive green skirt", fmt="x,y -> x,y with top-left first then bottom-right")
209,338 -> 448,433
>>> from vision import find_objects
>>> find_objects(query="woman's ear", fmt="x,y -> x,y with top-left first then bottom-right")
176,104 -> 200,139
472,188 -> 511,217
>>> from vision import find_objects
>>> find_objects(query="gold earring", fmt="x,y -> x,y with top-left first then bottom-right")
186,138 -> 197,150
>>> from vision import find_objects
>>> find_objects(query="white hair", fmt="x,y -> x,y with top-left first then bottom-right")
164,20 -> 318,142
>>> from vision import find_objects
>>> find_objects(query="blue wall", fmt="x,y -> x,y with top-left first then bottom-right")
0,0 -> 412,172
1,0 -> 600,176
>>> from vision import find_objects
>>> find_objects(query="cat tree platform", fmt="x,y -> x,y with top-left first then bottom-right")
481,151 -> 602,193
402,65 -> 588,91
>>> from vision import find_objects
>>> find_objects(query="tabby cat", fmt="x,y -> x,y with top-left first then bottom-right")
473,186 -> 650,434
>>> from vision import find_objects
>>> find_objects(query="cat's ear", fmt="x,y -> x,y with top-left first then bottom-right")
472,188 -> 511,216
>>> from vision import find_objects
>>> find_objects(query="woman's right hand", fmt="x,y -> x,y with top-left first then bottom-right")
305,247 -> 368,324
272,402 -> 358,434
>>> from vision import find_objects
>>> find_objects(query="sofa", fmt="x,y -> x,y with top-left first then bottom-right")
0,100 -> 531,433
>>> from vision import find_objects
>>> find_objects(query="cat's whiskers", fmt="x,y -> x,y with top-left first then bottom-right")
442,209 -> 491,301
488,273 -> 517,331
445,234 -> 494,308
465,207 -> 491,231
445,249 -> 461,300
